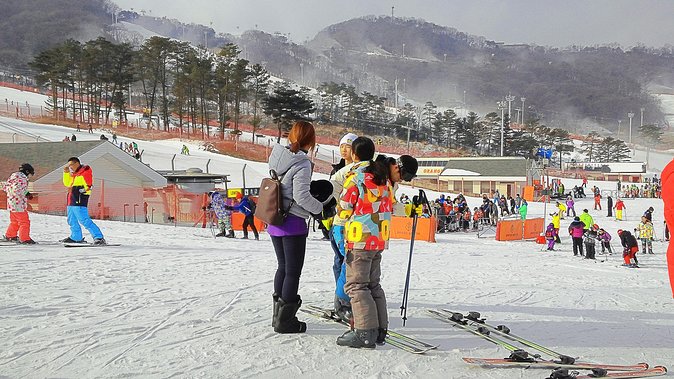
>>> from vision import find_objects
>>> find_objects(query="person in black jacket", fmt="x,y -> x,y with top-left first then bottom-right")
618,229 -> 639,267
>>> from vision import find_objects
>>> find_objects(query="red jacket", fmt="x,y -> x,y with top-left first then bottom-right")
63,165 -> 94,207
662,159 -> 674,298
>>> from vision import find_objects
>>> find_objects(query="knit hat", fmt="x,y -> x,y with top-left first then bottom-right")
339,132 -> 358,146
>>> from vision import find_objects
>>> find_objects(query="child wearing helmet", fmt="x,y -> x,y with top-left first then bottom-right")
2,163 -> 36,244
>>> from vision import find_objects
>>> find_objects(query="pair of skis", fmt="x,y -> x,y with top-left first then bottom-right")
427,309 -> 667,378
0,241 -> 120,247
301,305 -> 438,354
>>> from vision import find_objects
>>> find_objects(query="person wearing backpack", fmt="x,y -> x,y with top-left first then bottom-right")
267,121 -> 334,334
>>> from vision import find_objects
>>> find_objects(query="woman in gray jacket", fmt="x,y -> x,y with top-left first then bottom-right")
269,121 -> 324,333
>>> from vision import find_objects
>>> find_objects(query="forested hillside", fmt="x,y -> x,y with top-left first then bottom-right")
0,0 -> 113,68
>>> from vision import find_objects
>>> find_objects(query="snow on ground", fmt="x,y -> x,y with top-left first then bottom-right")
0,85 -> 673,378
0,194 -> 672,379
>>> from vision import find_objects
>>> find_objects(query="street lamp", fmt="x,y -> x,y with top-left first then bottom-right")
497,101 -> 507,156
627,112 -> 634,144
617,119 -> 622,138
505,94 -> 515,124
521,97 -> 526,125
640,108 -> 645,128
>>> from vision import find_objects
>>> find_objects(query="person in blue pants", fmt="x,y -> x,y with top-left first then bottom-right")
61,157 -> 105,245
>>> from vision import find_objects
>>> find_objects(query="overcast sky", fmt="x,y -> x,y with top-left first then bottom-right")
113,0 -> 674,48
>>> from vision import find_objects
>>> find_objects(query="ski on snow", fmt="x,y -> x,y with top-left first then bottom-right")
462,357 -> 650,371
63,243 -> 121,247
301,305 -> 438,354
547,366 -> 667,379
427,309 -> 655,372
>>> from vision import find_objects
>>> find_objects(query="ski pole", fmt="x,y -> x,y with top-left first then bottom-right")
400,189 -> 430,326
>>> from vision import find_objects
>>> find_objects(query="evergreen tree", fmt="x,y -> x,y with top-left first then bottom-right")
579,131 -> 602,162
262,81 -> 316,142
547,128 -> 575,169
248,63 -> 270,143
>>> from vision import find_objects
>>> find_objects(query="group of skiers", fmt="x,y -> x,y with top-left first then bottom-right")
267,124 -> 420,350
2,158 -> 106,245
207,191 -> 259,240
544,204 -> 659,268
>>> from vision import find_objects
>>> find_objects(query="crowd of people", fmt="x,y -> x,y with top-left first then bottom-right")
425,191 -> 528,233
544,204 -> 660,268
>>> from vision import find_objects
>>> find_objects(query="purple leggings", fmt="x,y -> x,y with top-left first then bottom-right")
547,239 -> 555,249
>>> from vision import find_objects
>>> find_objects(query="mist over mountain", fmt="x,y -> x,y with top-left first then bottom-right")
2,4 -> 674,132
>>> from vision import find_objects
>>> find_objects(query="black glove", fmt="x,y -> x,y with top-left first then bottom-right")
26,192 -> 33,200
322,198 -> 337,219
313,198 -> 337,220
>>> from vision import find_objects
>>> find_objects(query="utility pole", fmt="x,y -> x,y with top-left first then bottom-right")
498,101 -> 507,156
520,97 -> 526,126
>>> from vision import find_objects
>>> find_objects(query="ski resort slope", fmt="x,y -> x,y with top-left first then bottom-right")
0,86 -> 672,378
0,196 -> 672,379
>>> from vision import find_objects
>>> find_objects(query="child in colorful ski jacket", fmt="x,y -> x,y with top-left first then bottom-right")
2,164 -> 35,244
636,216 -> 654,254
336,154 -> 418,349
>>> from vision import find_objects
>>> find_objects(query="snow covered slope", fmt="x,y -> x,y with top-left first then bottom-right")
0,85 -> 672,379
0,195 -> 671,378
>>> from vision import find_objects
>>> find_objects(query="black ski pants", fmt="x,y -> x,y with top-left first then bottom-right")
585,243 -> 596,259
242,214 -> 259,239
572,237 -> 584,256
272,235 -> 307,303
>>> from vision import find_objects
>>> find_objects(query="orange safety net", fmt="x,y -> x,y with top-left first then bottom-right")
2,182 -> 266,231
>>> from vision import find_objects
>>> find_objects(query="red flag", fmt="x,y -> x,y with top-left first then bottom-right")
662,158 -> 674,298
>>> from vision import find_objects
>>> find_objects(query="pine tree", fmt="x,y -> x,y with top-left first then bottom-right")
262,81 -> 315,142
248,63 -> 270,143
579,131 -> 602,162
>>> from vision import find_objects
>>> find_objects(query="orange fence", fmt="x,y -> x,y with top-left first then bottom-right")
1,183 -> 264,228
389,216 -> 437,243
495,217 -> 545,241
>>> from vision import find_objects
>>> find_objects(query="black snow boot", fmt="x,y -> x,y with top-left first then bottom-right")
271,293 -> 281,328
225,230 -> 235,238
376,327 -> 387,344
336,328 -> 378,349
274,297 -> 306,334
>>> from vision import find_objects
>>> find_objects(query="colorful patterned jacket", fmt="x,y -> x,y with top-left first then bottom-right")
338,166 -> 393,251
3,172 -> 29,212
63,165 -> 93,207
636,221 -> 654,240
